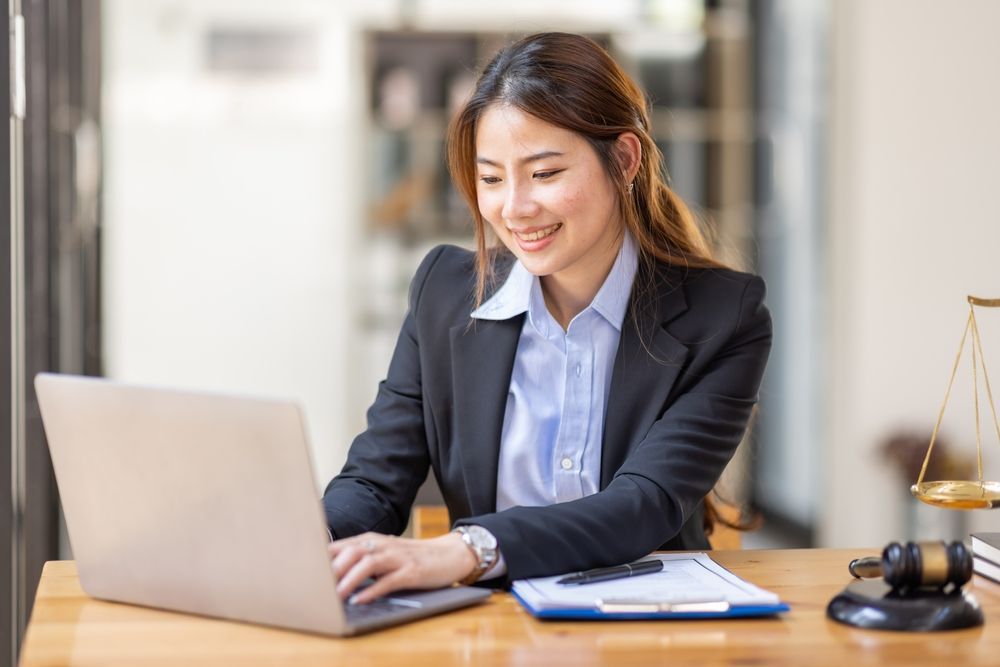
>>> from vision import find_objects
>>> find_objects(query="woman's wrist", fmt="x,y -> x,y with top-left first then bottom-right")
450,525 -> 500,585
438,531 -> 478,583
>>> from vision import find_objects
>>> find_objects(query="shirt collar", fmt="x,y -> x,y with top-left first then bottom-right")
468,256 -> 534,321
471,233 -> 638,332
589,232 -> 637,331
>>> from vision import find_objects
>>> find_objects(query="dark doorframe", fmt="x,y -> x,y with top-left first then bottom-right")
5,2 -> 103,665
2,4 -> 16,665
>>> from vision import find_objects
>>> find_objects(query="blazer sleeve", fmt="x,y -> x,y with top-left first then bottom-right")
321,247 -> 446,538
456,275 -> 772,582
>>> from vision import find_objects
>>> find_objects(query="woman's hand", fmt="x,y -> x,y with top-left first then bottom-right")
328,531 -> 478,604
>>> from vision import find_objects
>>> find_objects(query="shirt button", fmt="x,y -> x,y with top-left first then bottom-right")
560,457 -> 573,471
575,364 -> 582,377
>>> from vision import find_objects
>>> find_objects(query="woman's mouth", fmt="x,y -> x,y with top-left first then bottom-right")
513,223 -> 562,242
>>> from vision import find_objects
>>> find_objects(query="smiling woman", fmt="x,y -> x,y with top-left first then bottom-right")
323,32 -> 772,604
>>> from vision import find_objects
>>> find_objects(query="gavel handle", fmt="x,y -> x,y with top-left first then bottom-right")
849,557 -> 883,579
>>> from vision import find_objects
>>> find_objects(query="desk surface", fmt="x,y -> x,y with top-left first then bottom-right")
20,548 -> 1000,667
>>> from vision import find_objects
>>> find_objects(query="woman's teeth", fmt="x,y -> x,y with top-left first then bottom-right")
516,223 -> 562,241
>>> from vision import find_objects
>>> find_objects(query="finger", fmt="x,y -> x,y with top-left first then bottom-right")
351,567 -> 415,604
336,552 -> 397,599
353,570 -> 413,604
329,534 -> 382,574
335,554 -> 378,599
330,543 -> 374,580
328,532 -> 380,558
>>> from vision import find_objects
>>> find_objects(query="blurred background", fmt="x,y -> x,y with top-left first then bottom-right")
3,0 -> 999,662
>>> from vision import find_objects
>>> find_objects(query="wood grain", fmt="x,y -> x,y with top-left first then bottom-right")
20,549 -> 1000,666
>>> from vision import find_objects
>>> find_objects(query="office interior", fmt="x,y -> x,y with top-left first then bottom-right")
3,0 -> 999,663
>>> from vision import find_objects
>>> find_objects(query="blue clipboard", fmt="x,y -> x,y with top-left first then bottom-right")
511,588 -> 790,620
510,553 -> 790,620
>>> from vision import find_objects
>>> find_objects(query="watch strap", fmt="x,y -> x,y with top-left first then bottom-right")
455,526 -> 497,585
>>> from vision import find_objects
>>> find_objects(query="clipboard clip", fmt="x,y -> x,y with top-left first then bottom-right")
596,597 -> 731,614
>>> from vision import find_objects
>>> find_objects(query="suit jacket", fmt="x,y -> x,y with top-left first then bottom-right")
323,244 -> 772,582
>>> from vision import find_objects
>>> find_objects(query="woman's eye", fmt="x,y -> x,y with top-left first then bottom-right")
479,175 -> 501,185
534,169 -> 562,180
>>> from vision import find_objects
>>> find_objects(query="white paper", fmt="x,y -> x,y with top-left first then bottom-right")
512,553 -> 781,611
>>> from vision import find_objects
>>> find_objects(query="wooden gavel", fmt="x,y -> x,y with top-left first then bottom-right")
848,540 -> 972,591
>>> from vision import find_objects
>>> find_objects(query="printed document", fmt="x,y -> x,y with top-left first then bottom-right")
512,553 -> 782,612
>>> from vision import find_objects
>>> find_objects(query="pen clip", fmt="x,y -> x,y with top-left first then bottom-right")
596,597 -> 731,614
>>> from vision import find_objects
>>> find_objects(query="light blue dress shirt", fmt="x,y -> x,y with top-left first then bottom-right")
468,233 -> 638,577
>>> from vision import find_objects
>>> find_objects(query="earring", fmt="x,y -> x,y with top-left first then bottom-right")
627,182 -> 634,194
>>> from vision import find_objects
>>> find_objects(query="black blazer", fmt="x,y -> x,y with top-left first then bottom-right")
323,245 -> 772,582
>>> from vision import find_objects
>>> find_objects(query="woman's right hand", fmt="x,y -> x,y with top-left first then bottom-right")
328,531 -> 478,604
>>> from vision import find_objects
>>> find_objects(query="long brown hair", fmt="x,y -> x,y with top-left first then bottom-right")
446,32 -> 753,540
446,31 -> 721,309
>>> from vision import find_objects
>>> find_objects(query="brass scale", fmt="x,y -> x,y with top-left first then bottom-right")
912,296 -> 1000,509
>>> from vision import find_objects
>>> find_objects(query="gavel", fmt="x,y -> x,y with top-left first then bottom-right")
848,540 -> 972,591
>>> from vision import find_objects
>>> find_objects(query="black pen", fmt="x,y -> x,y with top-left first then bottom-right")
557,559 -> 664,585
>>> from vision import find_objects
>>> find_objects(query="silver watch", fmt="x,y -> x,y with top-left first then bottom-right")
454,525 -> 498,585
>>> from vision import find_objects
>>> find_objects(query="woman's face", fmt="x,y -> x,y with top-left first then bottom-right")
475,105 -> 622,294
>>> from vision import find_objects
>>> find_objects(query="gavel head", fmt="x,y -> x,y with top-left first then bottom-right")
881,540 -> 972,591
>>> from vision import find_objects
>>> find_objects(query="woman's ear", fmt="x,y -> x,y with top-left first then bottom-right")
615,132 -> 642,183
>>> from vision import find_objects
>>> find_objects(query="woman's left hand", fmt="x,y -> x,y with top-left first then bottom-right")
328,531 -> 477,604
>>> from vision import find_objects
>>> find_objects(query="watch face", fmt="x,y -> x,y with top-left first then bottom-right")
465,526 -> 497,550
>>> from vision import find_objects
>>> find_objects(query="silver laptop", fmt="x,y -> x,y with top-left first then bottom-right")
34,373 -> 490,636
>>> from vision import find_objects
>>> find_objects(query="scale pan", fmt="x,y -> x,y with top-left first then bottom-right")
911,481 -> 1000,509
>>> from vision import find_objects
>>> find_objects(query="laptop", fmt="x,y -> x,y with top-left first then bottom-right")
34,373 -> 490,636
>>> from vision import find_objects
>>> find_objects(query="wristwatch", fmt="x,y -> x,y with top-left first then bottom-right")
454,525 -> 498,585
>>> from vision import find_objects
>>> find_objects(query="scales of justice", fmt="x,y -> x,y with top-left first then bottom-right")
829,296 -> 1000,632
911,296 -> 1000,509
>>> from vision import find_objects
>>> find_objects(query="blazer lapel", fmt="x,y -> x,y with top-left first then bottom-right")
450,315 -> 524,515
601,277 -> 690,488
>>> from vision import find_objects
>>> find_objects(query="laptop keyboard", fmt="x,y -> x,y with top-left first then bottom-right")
345,596 -> 424,623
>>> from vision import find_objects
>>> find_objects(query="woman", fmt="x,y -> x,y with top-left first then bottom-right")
324,32 -> 771,603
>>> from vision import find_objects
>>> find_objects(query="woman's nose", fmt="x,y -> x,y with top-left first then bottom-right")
501,182 -> 540,221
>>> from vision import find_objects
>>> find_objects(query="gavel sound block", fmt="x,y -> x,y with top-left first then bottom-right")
827,541 -> 983,632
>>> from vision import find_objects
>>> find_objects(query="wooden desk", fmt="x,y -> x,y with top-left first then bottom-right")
19,548 -> 1000,666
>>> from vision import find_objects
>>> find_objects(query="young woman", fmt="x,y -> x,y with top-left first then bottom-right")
324,32 -> 771,603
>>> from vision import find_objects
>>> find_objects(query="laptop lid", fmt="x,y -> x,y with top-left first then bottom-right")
36,373 -> 491,635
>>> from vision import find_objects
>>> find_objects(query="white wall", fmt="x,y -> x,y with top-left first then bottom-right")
825,0 -> 1000,546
